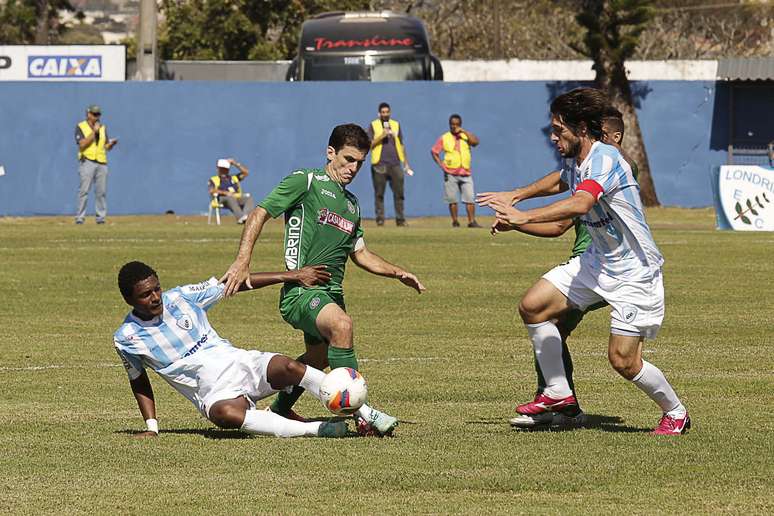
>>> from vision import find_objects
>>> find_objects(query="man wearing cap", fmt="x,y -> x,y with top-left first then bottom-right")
75,105 -> 118,224
208,158 -> 255,224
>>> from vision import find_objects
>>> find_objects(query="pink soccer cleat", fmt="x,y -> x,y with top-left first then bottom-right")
652,412 -> 691,435
516,393 -> 579,416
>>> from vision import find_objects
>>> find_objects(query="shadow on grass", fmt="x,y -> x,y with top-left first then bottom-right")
465,414 -> 651,434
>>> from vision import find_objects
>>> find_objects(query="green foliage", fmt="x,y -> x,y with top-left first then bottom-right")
1,210 -> 773,512
0,0 -> 39,44
574,0 -> 654,62
159,0 -> 370,61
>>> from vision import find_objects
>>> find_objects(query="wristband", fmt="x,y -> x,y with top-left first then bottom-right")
145,418 -> 159,434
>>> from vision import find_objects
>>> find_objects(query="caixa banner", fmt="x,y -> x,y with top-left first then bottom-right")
715,165 -> 774,231
0,45 -> 125,81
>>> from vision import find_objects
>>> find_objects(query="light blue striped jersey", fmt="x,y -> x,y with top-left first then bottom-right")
560,142 -> 663,281
113,277 -> 231,381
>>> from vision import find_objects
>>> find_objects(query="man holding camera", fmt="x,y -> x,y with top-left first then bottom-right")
367,102 -> 412,227
75,104 -> 118,224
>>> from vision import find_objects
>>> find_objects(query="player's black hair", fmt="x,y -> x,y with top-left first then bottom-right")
602,105 -> 625,138
550,87 -> 608,140
328,123 -> 371,153
118,261 -> 157,300
449,113 -> 462,124
378,102 -> 390,111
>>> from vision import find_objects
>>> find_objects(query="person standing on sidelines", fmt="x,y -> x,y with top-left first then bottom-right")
431,114 -> 481,228
75,105 -> 117,224
477,107 -> 638,429
220,123 -> 425,436
479,88 -> 690,435
367,102 -> 412,226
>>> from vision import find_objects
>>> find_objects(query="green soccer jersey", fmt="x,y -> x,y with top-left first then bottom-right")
569,159 -> 638,258
258,168 -> 363,294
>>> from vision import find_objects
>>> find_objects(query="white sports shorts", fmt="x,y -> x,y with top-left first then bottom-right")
183,346 -> 279,418
542,256 -> 664,339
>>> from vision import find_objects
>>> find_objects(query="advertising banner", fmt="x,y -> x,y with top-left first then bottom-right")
0,45 -> 125,81
716,165 -> 774,231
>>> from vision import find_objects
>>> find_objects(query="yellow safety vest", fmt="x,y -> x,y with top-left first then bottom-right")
210,174 -> 242,198
370,119 -> 405,165
441,131 -> 471,170
77,120 -> 107,164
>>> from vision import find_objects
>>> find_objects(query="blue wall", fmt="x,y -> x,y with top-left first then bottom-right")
0,81 -> 726,217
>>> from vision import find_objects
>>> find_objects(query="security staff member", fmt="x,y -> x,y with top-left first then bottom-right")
75,104 -> 117,224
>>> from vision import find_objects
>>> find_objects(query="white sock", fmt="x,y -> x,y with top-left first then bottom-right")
299,365 -> 326,400
240,409 -> 321,437
527,321 -> 572,399
631,360 -> 685,416
356,403 -> 375,421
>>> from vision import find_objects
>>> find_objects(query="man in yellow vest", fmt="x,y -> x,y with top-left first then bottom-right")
208,158 -> 254,224
431,114 -> 481,228
75,105 -> 117,224
367,102 -> 412,226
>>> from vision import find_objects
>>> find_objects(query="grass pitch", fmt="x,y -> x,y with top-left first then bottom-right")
0,209 -> 772,514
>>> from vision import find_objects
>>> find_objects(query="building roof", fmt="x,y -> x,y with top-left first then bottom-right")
717,58 -> 774,81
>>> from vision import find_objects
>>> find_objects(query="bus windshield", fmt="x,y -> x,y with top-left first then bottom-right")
303,54 -> 426,81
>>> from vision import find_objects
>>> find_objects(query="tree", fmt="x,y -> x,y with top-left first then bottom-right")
158,0 -> 370,61
573,0 -> 660,206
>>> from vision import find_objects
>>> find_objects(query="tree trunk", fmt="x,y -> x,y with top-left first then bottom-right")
35,0 -> 49,44
594,59 -> 661,206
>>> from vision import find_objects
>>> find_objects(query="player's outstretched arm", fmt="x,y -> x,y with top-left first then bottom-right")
477,170 -> 567,207
236,265 -> 331,291
488,191 -> 595,227
129,371 -> 158,438
509,219 -> 575,238
221,207 -> 271,296
350,245 -> 426,293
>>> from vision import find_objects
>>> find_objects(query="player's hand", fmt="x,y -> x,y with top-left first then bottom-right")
220,260 -> 252,297
490,219 -> 514,235
294,265 -> 331,287
397,271 -> 426,293
132,431 -> 158,439
476,190 -> 517,207
488,198 -> 528,227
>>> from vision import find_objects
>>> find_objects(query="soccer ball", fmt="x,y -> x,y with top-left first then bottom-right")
319,367 -> 368,415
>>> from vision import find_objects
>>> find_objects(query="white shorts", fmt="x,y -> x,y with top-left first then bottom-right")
542,256 -> 664,339
167,346 -> 279,418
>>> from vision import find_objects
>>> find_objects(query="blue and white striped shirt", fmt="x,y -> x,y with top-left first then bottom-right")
561,142 -> 664,281
114,277 -> 231,381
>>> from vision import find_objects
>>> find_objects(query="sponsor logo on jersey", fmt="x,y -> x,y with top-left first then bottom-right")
185,281 -> 209,292
346,200 -> 356,214
27,56 -> 102,78
176,315 -> 193,331
315,174 -> 330,181
579,212 -> 614,228
285,215 -> 303,269
321,188 -> 337,199
183,334 -> 208,358
317,208 -> 354,235
310,297 -> 321,309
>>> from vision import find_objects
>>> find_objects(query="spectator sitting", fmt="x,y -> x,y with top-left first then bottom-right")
208,158 -> 255,224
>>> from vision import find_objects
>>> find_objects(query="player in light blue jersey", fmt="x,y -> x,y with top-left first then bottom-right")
114,260 -> 349,438
480,88 -> 690,435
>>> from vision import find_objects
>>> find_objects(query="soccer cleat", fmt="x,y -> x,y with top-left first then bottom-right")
516,393 -> 579,416
652,412 -> 691,435
467,220 -> 482,228
355,410 -> 398,437
509,410 -> 586,429
317,420 -> 348,438
452,220 -> 461,227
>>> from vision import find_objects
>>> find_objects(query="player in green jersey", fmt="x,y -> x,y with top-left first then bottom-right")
221,124 -> 425,436
476,108 -> 638,428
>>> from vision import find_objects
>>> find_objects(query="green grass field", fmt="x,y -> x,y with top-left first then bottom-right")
1,209 -> 772,514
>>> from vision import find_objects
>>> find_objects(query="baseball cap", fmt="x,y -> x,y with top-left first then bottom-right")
87,105 -> 101,115
216,159 -> 231,169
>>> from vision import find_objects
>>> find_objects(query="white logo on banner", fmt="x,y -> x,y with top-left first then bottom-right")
718,166 -> 774,231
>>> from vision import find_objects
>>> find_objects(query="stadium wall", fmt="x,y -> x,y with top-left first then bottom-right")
0,81 -> 725,217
